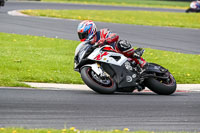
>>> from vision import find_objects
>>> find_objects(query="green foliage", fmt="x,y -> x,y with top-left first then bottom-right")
41,0 -> 190,9
0,32 -> 200,87
21,10 -> 200,29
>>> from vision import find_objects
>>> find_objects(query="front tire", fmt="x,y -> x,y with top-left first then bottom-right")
81,66 -> 117,94
185,8 -> 191,13
144,72 -> 176,95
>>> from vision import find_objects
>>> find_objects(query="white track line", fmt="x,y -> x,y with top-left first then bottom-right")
24,82 -> 200,92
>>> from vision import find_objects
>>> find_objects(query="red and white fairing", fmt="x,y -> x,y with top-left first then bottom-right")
88,45 -> 127,66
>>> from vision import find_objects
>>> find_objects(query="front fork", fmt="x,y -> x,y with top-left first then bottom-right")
84,63 -> 110,78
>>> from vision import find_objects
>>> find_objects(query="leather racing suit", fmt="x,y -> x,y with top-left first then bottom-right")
91,28 -> 146,68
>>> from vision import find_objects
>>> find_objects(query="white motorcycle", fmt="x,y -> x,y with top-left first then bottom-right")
74,40 -> 176,95
186,1 -> 200,13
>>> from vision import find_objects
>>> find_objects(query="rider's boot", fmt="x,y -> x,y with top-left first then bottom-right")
132,57 -> 148,74
131,47 -> 148,73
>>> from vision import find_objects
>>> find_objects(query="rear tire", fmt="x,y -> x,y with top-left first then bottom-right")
81,66 -> 117,94
144,72 -> 176,95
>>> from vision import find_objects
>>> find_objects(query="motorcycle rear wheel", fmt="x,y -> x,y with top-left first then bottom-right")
144,72 -> 176,95
81,66 -> 117,94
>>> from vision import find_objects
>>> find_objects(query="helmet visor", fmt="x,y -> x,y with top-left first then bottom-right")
78,31 -> 88,40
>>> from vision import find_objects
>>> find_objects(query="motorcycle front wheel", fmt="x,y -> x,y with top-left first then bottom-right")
144,71 -> 176,95
185,8 -> 191,13
81,66 -> 117,94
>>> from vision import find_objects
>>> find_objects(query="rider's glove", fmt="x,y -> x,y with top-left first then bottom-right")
133,48 -> 144,58
96,39 -> 107,47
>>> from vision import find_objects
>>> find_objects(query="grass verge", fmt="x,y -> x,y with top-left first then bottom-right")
41,0 -> 189,9
21,9 -> 200,29
0,127 -> 198,133
0,32 -> 200,87
0,32 -> 81,87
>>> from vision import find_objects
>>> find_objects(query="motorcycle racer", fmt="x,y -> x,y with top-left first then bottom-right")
77,20 -> 147,69
197,0 -> 200,8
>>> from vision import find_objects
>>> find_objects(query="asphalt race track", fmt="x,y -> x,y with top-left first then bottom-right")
0,1 -> 200,131
1,1 -> 185,12
0,88 -> 200,131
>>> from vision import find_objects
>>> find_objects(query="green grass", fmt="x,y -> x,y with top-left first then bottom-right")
0,127 -> 198,133
21,10 -> 200,29
0,32 -> 200,87
41,0 -> 190,9
0,32 -> 82,87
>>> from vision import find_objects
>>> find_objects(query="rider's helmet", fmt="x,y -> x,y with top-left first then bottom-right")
77,20 -> 97,42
